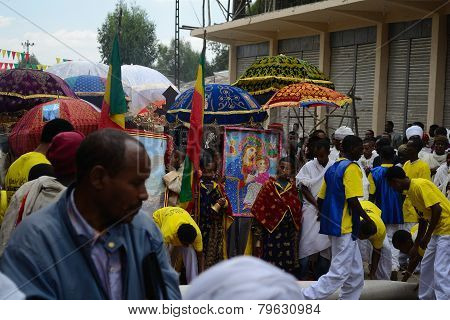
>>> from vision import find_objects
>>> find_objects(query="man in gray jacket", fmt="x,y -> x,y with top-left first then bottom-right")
0,129 -> 181,300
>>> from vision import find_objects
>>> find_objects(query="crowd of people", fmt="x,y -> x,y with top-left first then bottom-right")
0,118 -> 449,300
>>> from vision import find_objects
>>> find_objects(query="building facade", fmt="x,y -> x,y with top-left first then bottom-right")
192,0 -> 450,135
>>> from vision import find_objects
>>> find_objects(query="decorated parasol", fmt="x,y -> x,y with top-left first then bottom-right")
233,55 -> 334,104
9,98 -> 100,156
46,60 -> 109,79
264,82 -> 351,136
121,65 -> 179,115
0,69 -> 77,113
166,84 -> 267,126
65,75 -> 107,108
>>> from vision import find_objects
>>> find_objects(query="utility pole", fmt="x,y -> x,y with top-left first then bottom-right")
175,0 -> 180,89
21,40 -> 34,54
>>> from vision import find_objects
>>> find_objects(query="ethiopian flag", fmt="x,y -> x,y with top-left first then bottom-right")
99,34 -> 127,129
179,45 -> 206,204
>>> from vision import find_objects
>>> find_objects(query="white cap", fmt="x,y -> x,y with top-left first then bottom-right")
406,125 -> 423,140
334,126 -> 354,140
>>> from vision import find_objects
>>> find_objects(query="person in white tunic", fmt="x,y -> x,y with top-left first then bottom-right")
419,135 -> 448,176
296,139 -> 333,279
433,153 -> 450,199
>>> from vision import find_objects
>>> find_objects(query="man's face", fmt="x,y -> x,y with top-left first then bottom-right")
315,148 -> 329,166
406,141 -> 418,160
363,142 -> 374,158
397,240 -> 413,255
201,162 -> 216,180
170,151 -> 185,169
434,140 -> 448,156
365,131 -> 374,139
277,161 -> 292,180
385,122 -> 393,133
97,141 -> 150,226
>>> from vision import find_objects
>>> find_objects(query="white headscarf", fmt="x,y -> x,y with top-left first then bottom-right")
334,126 -> 354,140
184,256 -> 304,300
406,125 -> 423,140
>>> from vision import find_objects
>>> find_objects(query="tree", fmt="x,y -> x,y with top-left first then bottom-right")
155,39 -> 213,83
97,1 -> 158,67
208,42 -> 229,72
18,53 -> 39,69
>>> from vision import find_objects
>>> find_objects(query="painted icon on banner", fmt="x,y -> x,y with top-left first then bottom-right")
42,103 -> 60,122
223,127 -> 281,216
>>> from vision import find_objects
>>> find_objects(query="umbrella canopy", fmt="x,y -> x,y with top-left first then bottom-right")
166,84 -> 267,126
65,75 -> 106,96
9,98 -> 100,156
233,55 -> 334,102
121,65 -> 179,115
46,61 -> 109,79
264,82 -> 351,109
0,69 -> 78,113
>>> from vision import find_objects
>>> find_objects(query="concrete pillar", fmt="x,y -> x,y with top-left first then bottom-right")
318,32 -> 330,130
427,13 -> 447,127
372,23 -> 389,135
269,38 -> 278,56
228,44 -> 237,84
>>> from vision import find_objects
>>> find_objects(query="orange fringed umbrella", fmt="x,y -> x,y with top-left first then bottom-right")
264,82 -> 351,110
9,98 -> 99,156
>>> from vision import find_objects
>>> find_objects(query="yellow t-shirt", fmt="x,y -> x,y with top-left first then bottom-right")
410,224 -> 425,257
318,158 -> 363,235
360,200 -> 386,249
368,164 -> 393,195
407,179 -> 450,235
403,160 -> 431,181
153,207 -> 203,251
4,152 -> 50,202
402,161 -> 430,223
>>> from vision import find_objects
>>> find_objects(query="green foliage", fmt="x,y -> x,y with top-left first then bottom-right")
97,1 -> 158,67
156,39 -> 214,83
18,53 -> 39,69
208,42 -> 229,72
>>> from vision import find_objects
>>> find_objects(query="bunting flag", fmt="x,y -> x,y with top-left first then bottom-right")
25,53 -> 30,62
1,50 -> 5,58
7,50 -> 11,58
14,63 -> 19,69
179,40 -> 206,204
56,57 -> 61,64
20,52 -> 25,61
9,63 -> 13,69
43,65 -> 48,70
0,63 -> 3,69
12,51 -> 16,60
99,34 -> 127,129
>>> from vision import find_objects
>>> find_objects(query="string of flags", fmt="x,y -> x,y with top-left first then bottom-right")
0,47 -> 72,70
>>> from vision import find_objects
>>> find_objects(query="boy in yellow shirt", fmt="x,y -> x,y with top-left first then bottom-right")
387,166 -> 450,300
392,225 -> 424,282
303,135 -> 373,300
358,201 -> 392,280
153,206 -> 203,284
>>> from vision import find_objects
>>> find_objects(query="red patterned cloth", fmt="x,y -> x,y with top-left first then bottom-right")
251,178 -> 302,233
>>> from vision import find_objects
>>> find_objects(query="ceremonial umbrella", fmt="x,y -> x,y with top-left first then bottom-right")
0,69 -> 77,113
121,65 -> 179,115
65,75 -> 106,108
166,84 -> 267,126
264,82 -> 351,136
46,60 -> 109,79
233,55 -> 334,105
9,98 -> 100,156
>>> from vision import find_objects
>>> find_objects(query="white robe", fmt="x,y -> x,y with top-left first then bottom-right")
433,163 -> 450,198
296,159 -> 333,259
358,151 -> 378,172
419,150 -> 447,171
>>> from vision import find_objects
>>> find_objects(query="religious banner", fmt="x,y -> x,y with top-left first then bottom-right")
223,127 -> 282,216
127,130 -> 172,215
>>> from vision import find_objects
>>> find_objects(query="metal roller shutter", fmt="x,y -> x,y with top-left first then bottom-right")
386,40 -> 409,131
329,46 -> 356,133
407,38 -> 431,126
355,43 -> 376,135
444,30 -> 450,128
284,51 -> 303,61
236,56 -> 258,79
302,50 -> 320,68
